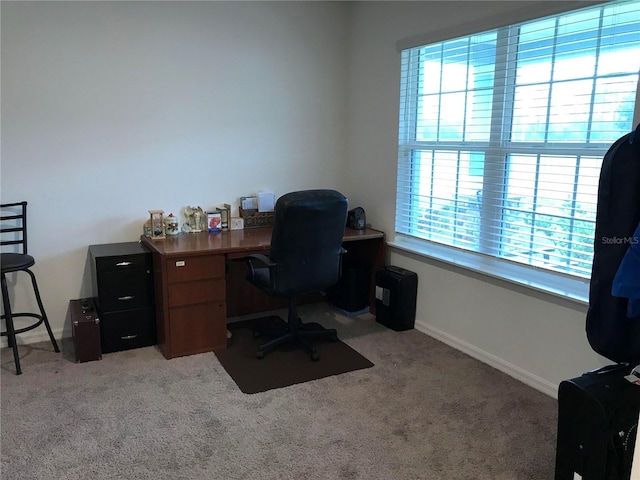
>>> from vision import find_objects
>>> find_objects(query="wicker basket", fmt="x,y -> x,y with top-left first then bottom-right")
239,208 -> 275,229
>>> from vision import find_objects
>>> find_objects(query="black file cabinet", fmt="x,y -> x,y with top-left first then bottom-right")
89,242 -> 156,353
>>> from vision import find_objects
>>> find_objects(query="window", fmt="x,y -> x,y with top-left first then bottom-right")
396,0 -> 640,286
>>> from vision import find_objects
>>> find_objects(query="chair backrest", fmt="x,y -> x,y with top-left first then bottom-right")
269,190 -> 348,296
1,202 -> 28,255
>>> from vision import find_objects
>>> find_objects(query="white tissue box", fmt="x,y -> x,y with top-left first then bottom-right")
257,191 -> 275,212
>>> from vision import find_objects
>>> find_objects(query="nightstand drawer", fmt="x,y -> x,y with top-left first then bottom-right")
166,255 -> 225,284
100,308 -> 156,353
98,270 -> 153,311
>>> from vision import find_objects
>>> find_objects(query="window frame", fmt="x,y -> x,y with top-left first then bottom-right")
393,1 -> 640,304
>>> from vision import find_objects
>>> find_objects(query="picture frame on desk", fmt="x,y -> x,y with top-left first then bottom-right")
216,204 -> 231,230
207,211 -> 222,232
230,217 -> 244,230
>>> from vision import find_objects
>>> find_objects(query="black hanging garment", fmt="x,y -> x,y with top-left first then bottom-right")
555,128 -> 640,480
586,127 -> 640,365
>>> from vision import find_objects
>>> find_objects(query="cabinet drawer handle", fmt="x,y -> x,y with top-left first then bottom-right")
118,295 -> 135,301
116,261 -> 133,267
121,334 -> 138,340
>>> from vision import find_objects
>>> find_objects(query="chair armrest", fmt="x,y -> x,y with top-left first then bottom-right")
246,254 -> 277,291
247,254 -> 275,267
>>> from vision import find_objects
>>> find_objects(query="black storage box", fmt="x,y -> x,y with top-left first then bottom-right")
329,261 -> 370,314
70,298 -> 102,363
375,266 -> 417,331
555,364 -> 640,480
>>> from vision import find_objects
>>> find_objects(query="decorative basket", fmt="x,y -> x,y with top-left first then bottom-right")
239,208 -> 275,229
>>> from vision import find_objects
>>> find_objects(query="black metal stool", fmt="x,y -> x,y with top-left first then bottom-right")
1,202 -> 59,375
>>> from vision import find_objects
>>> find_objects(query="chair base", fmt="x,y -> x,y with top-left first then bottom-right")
253,304 -> 338,361
1,269 -> 60,375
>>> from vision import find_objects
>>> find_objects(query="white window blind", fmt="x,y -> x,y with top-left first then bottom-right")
396,0 -> 640,281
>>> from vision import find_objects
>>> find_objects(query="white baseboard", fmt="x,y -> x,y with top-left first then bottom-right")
414,319 -> 559,399
4,318 -> 558,399
0,326 -> 69,348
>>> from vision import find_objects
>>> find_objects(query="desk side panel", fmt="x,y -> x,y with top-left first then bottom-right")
151,251 -> 171,358
342,234 -> 386,314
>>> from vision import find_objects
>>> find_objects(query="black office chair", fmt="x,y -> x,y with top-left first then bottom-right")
1,202 -> 60,375
246,190 -> 348,360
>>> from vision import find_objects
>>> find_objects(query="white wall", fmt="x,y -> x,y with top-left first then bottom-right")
1,1 -> 349,341
345,1 -> 611,397
2,0 -> 614,397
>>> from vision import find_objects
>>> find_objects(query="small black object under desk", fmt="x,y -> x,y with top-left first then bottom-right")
89,242 -> 157,353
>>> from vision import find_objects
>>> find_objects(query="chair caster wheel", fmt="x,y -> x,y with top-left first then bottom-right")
256,351 -> 265,359
311,351 -> 319,361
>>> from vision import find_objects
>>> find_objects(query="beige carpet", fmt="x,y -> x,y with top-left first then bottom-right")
1,303 -> 559,479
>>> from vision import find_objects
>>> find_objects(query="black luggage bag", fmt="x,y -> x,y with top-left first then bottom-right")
555,365 -> 640,480
71,298 -> 102,363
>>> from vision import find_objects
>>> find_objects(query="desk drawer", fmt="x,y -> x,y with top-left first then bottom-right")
168,278 -> 226,307
169,302 -> 227,355
166,255 -> 225,284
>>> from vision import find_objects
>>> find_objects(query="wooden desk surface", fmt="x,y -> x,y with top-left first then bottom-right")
141,225 -> 385,358
141,226 -> 384,257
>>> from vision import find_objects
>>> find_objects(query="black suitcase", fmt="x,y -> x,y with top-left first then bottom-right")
555,364 -> 640,480
70,298 -> 102,363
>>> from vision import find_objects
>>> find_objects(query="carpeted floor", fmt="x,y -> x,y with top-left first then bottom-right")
1,303 -> 559,479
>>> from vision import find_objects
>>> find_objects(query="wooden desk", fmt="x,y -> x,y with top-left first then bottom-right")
141,227 -> 385,359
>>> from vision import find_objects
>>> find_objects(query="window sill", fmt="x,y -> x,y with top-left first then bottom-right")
388,235 -> 590,306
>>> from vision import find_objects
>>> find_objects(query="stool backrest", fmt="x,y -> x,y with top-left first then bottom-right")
1,201 -> 28,255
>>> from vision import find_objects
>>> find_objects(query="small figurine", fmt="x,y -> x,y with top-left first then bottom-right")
183,206 -> 205,233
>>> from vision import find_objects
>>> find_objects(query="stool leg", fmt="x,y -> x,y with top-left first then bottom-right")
1,273 -> 22,375
26,269 -> 59,353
